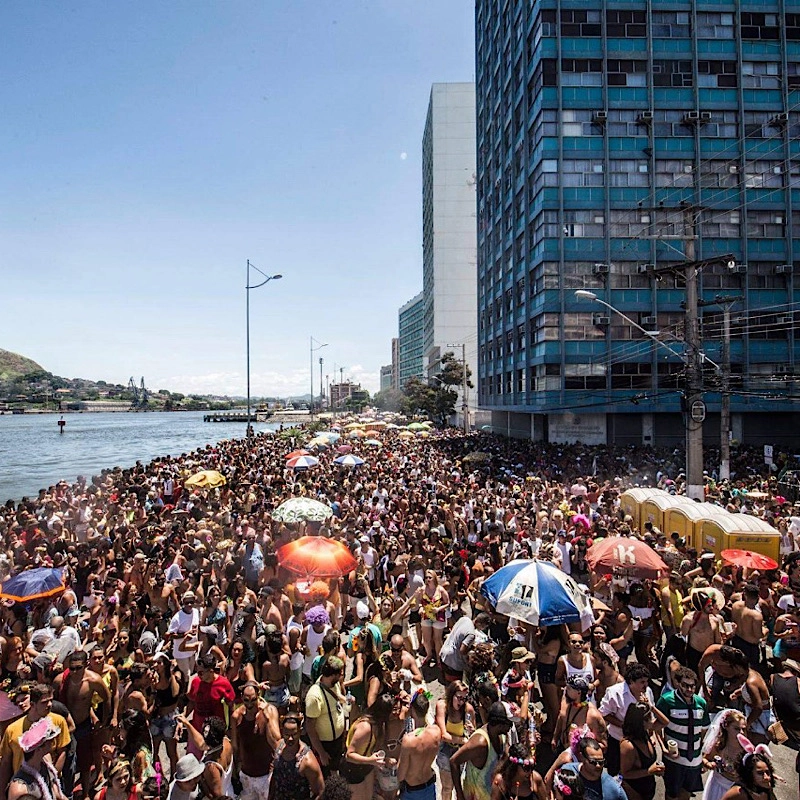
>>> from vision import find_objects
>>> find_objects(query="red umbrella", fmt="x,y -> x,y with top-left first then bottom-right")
721,549 -> 778,571
285,449 -> 310,460
276,536 -> 357,578
587,536 -> 668,579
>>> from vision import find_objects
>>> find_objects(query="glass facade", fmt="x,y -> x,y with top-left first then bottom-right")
476,0 -> 800,443
398,293 -> 425,388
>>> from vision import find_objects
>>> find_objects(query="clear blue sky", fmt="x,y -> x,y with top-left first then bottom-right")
0,2 -> 474,397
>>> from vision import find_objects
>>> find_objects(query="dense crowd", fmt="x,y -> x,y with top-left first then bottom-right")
1,424 -> 800,800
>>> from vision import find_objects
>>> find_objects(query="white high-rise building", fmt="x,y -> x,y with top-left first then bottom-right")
421,83 -> 477,425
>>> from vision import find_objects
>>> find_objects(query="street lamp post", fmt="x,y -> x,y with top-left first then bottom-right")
310,336 -> 328,419
246,261 -> 282,437
575,290 -> 718,498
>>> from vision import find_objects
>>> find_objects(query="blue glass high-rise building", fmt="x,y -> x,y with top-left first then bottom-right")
476,1 -> 800,446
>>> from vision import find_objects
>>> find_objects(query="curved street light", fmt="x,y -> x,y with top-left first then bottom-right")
246,261 -> 282,436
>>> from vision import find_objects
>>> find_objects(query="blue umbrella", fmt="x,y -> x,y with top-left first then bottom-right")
481,559 -> 591,627
0,567 -> 65,603
334,454 -> 365,467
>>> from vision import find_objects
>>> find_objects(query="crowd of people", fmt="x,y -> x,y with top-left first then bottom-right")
0,423 -> 799,800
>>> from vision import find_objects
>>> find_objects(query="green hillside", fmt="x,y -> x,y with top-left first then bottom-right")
0,348 -> 44,380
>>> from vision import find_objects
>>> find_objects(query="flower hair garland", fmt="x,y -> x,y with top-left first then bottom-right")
553,771 -> 573,796
510,754 -> 535,766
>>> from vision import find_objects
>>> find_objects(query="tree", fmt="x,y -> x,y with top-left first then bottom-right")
401,352 -> 472,425
438,351 -> 473,391
373,387 -> 406,412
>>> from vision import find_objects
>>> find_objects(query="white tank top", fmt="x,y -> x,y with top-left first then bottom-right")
286,618 -> 304,670
561,652 -> 595,684
303,624 -> 330,676
205,754 -> 235,797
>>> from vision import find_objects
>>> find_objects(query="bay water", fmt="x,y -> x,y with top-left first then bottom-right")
0,411 -> 281,503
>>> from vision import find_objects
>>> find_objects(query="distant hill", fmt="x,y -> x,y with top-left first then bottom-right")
0,348 -> 44,380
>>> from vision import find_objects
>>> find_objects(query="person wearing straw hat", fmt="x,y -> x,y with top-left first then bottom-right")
7,717 -> 66,800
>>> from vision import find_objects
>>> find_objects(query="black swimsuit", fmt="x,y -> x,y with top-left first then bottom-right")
623,738 -> 656,799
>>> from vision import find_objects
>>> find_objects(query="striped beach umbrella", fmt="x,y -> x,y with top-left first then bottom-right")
481,559 -> 592,627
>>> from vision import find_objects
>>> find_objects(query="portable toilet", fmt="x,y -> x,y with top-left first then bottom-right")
619,488 -> 668,532
699,513 -> 780,562
640,493 -> 690,536
663,501 -> 728,549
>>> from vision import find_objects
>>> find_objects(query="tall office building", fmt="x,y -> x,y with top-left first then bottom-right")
380,364 -> 393,392
422,83 -> 479,423
476,2 -> 800,445
398,292 -> 425,388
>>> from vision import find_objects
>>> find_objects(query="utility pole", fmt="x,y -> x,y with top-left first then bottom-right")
447,342 -> 470,433
699,294 -> 741,481
682,205 -> 705,501
461,343 -> 469,434
720,304 -> 731,481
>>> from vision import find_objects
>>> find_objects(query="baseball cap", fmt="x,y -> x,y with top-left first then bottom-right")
487,701 -> 514,726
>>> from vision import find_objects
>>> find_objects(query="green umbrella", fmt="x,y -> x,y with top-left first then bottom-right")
272,498 -> 333,523
407,422 -> 427,431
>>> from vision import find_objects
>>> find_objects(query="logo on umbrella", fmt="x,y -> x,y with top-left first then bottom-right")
615,545 -> 637,565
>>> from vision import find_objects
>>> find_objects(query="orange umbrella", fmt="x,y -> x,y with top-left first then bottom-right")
276,536 -> 358,578
285,449 -> 310,459
721,549 -> 778,571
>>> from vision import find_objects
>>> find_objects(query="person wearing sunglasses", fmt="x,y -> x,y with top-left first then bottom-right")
558,736 -> 626,800
489,742 -> 545,800
656,666 -> 710,800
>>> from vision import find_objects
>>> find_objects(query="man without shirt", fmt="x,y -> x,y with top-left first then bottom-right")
731,583 -> 765,669
398,691 -> 441,800
53,650 -> 111,799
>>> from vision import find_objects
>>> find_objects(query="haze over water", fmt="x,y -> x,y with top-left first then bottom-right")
0,411 -> 280,503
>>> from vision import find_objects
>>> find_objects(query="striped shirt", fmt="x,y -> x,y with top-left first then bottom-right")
656,688 -> 710,767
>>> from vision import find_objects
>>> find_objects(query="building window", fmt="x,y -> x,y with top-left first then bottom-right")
651,11 -> 690,38
655,160 -> 694,187
606,59 -> 648,88
746,209 -> 785,237
652,60 -> 693,88
741,62 -> 781,90
565,364 -> 607,390
609,159 -> 649,188
700,161 -> 739,189
697,60 -> 738,89
740,12 -> 780,40
559,8 -> 602,37
611,363 -> 652,390
606,9 -> 646,38
743,161 -> 783,189
696,12 -> 734,39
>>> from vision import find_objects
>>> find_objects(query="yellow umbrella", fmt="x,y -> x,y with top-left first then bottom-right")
344,422 -> 364,429
398,431 -> 414,439
184,469 -> 227,489
307,437 -> 331,449
369,421 -> 387,428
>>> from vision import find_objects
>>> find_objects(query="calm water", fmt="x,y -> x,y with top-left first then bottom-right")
0,411 -> 280,503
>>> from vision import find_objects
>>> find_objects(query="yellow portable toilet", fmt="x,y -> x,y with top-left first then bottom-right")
639,493 -> 690,536
663,502 -> 727,549
619,488 -> 670,532
699,513 -> 780,562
